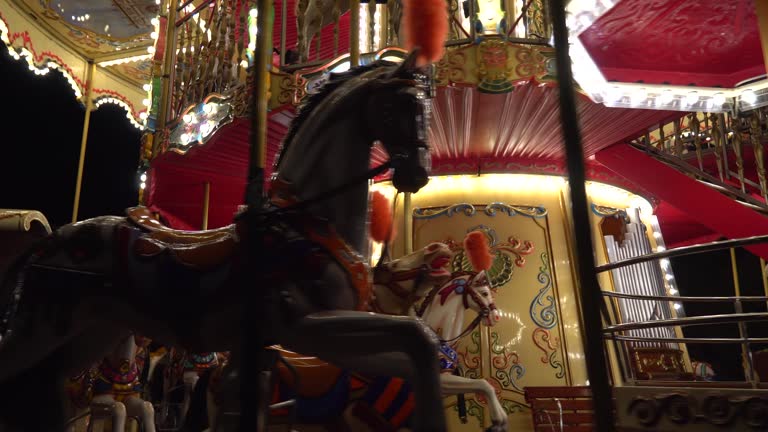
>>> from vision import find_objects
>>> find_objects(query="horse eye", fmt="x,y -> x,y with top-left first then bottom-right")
482,292 -> 489,297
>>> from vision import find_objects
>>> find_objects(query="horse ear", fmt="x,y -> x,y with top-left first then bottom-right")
393,49 -> 421,76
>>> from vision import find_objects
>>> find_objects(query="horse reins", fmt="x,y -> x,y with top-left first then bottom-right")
415,273 -> 497,346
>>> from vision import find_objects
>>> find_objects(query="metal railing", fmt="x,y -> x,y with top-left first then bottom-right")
597,234 -> 768,388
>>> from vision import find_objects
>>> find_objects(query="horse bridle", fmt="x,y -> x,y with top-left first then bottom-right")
416,272 -> 497,345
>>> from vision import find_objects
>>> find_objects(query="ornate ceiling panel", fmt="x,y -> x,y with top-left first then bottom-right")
13,0 -> 157,55
579,0 -> 765,87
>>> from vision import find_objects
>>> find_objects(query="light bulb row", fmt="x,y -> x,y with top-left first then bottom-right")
94,97 -> 146,129
566,1 -> 768,114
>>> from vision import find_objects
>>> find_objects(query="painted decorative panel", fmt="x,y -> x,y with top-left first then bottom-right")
411,202 -> 571,428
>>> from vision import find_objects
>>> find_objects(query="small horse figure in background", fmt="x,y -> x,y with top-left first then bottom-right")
90,333 -> 156,432
296,0 -> 349,63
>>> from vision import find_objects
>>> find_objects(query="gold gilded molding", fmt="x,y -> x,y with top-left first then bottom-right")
434,41 -> 555,92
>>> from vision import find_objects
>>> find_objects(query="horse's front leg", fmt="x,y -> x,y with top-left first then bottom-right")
279,310 -> 447,432
124,395 -> 156,432
439,374 -> 508,430
91,394 -> 127,432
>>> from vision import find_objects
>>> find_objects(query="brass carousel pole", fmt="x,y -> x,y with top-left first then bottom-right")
71,61 -> 96,223
242,0 -> 274,431
549,0 -> 614,430
201,181 -> 210,230
350,0 -> 361,67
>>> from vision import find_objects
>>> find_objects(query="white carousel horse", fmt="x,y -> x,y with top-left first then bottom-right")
0,51 -> 445,432
89,333 -> 156,432
415,270 -> 506,429
64,364 -> 129,432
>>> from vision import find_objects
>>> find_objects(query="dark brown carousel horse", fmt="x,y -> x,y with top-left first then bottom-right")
0,52 -> 446,432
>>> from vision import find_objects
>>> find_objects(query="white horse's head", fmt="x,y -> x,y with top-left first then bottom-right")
462,271 -> 500,327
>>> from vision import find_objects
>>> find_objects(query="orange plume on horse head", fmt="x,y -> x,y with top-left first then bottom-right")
369,190 -> 396,243
402,0 -> 449,65
464,230 -> 493,272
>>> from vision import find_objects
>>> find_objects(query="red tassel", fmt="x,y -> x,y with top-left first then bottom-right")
370,191 -> 395,243
402,0 -> 448,65
464,231 -> 492,271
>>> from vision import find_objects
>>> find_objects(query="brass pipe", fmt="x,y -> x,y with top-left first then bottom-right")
201,181 -> 210,229
71,61 -> 96,223
244,0 -> 274,204
731,248 -> 758,387
280,0 -> 287,66
756,0 -> 768,78
350,0 -> 360,67
403,192 -> 412,254
158,0 -> 179,129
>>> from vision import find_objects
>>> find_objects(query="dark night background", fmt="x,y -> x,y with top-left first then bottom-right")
0,48 -> 141,229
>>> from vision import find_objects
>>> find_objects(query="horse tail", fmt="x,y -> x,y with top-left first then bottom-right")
181,368 -> 213,432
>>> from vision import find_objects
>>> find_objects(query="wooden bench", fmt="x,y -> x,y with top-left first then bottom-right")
524,386 -> 595,432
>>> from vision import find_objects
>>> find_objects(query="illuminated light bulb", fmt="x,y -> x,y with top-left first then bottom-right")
604,86 -> 623,104
577,13 -> 593,28
653,232 -> 662,238
140,182 -> 146,189
656,245 -> 666,252
180,133 -> 191,144
140,173 -> 147,182
741,89 -> 757,104
658,89 -> 674,105
668,288 -> 678,295
630,88 -> 648,105
684,91 -> 699,106
203,103 -> 214,114
712,92 -> 726,106
249,8 -> 258,17
183,114 -> 192,123
673,303 -> 682,310
599,0 -> 614,8
147,46 -> 155,54
139,112 -> 148,120
240,60 -> 248,68
660,258 -> 671,268
150,31 -> 158,39
665,274 -> 674,281
151,17 -> 159,26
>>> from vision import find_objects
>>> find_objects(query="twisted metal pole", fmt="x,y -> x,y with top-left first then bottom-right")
549,0 -> 614,430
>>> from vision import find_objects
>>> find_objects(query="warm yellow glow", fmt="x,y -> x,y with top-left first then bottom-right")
585,180 -> 653,215
372,174 -> 652,215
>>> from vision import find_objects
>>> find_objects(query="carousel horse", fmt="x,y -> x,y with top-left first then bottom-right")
195,269 -> 503,432
65,363 -> 130,432
192,235 -> 507,431
90,333 -> 156,432
0,44 -> 449,431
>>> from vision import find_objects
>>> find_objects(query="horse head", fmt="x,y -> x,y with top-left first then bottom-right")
373,242 -> 453,314
463,270 -> 501,328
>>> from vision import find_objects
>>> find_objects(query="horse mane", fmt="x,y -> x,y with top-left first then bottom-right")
273,60 -> 398,170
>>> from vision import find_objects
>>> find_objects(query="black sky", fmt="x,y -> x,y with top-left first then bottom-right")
0,48 -> 141,229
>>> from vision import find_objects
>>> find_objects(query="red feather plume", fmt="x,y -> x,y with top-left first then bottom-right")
402,0 -> 448,65
464,231 -> 492,272
370,191 -> 395,243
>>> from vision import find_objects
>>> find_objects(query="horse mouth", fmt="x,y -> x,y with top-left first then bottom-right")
428,255 -> 451,277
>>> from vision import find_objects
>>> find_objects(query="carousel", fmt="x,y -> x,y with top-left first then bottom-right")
1,0 -> 768,431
